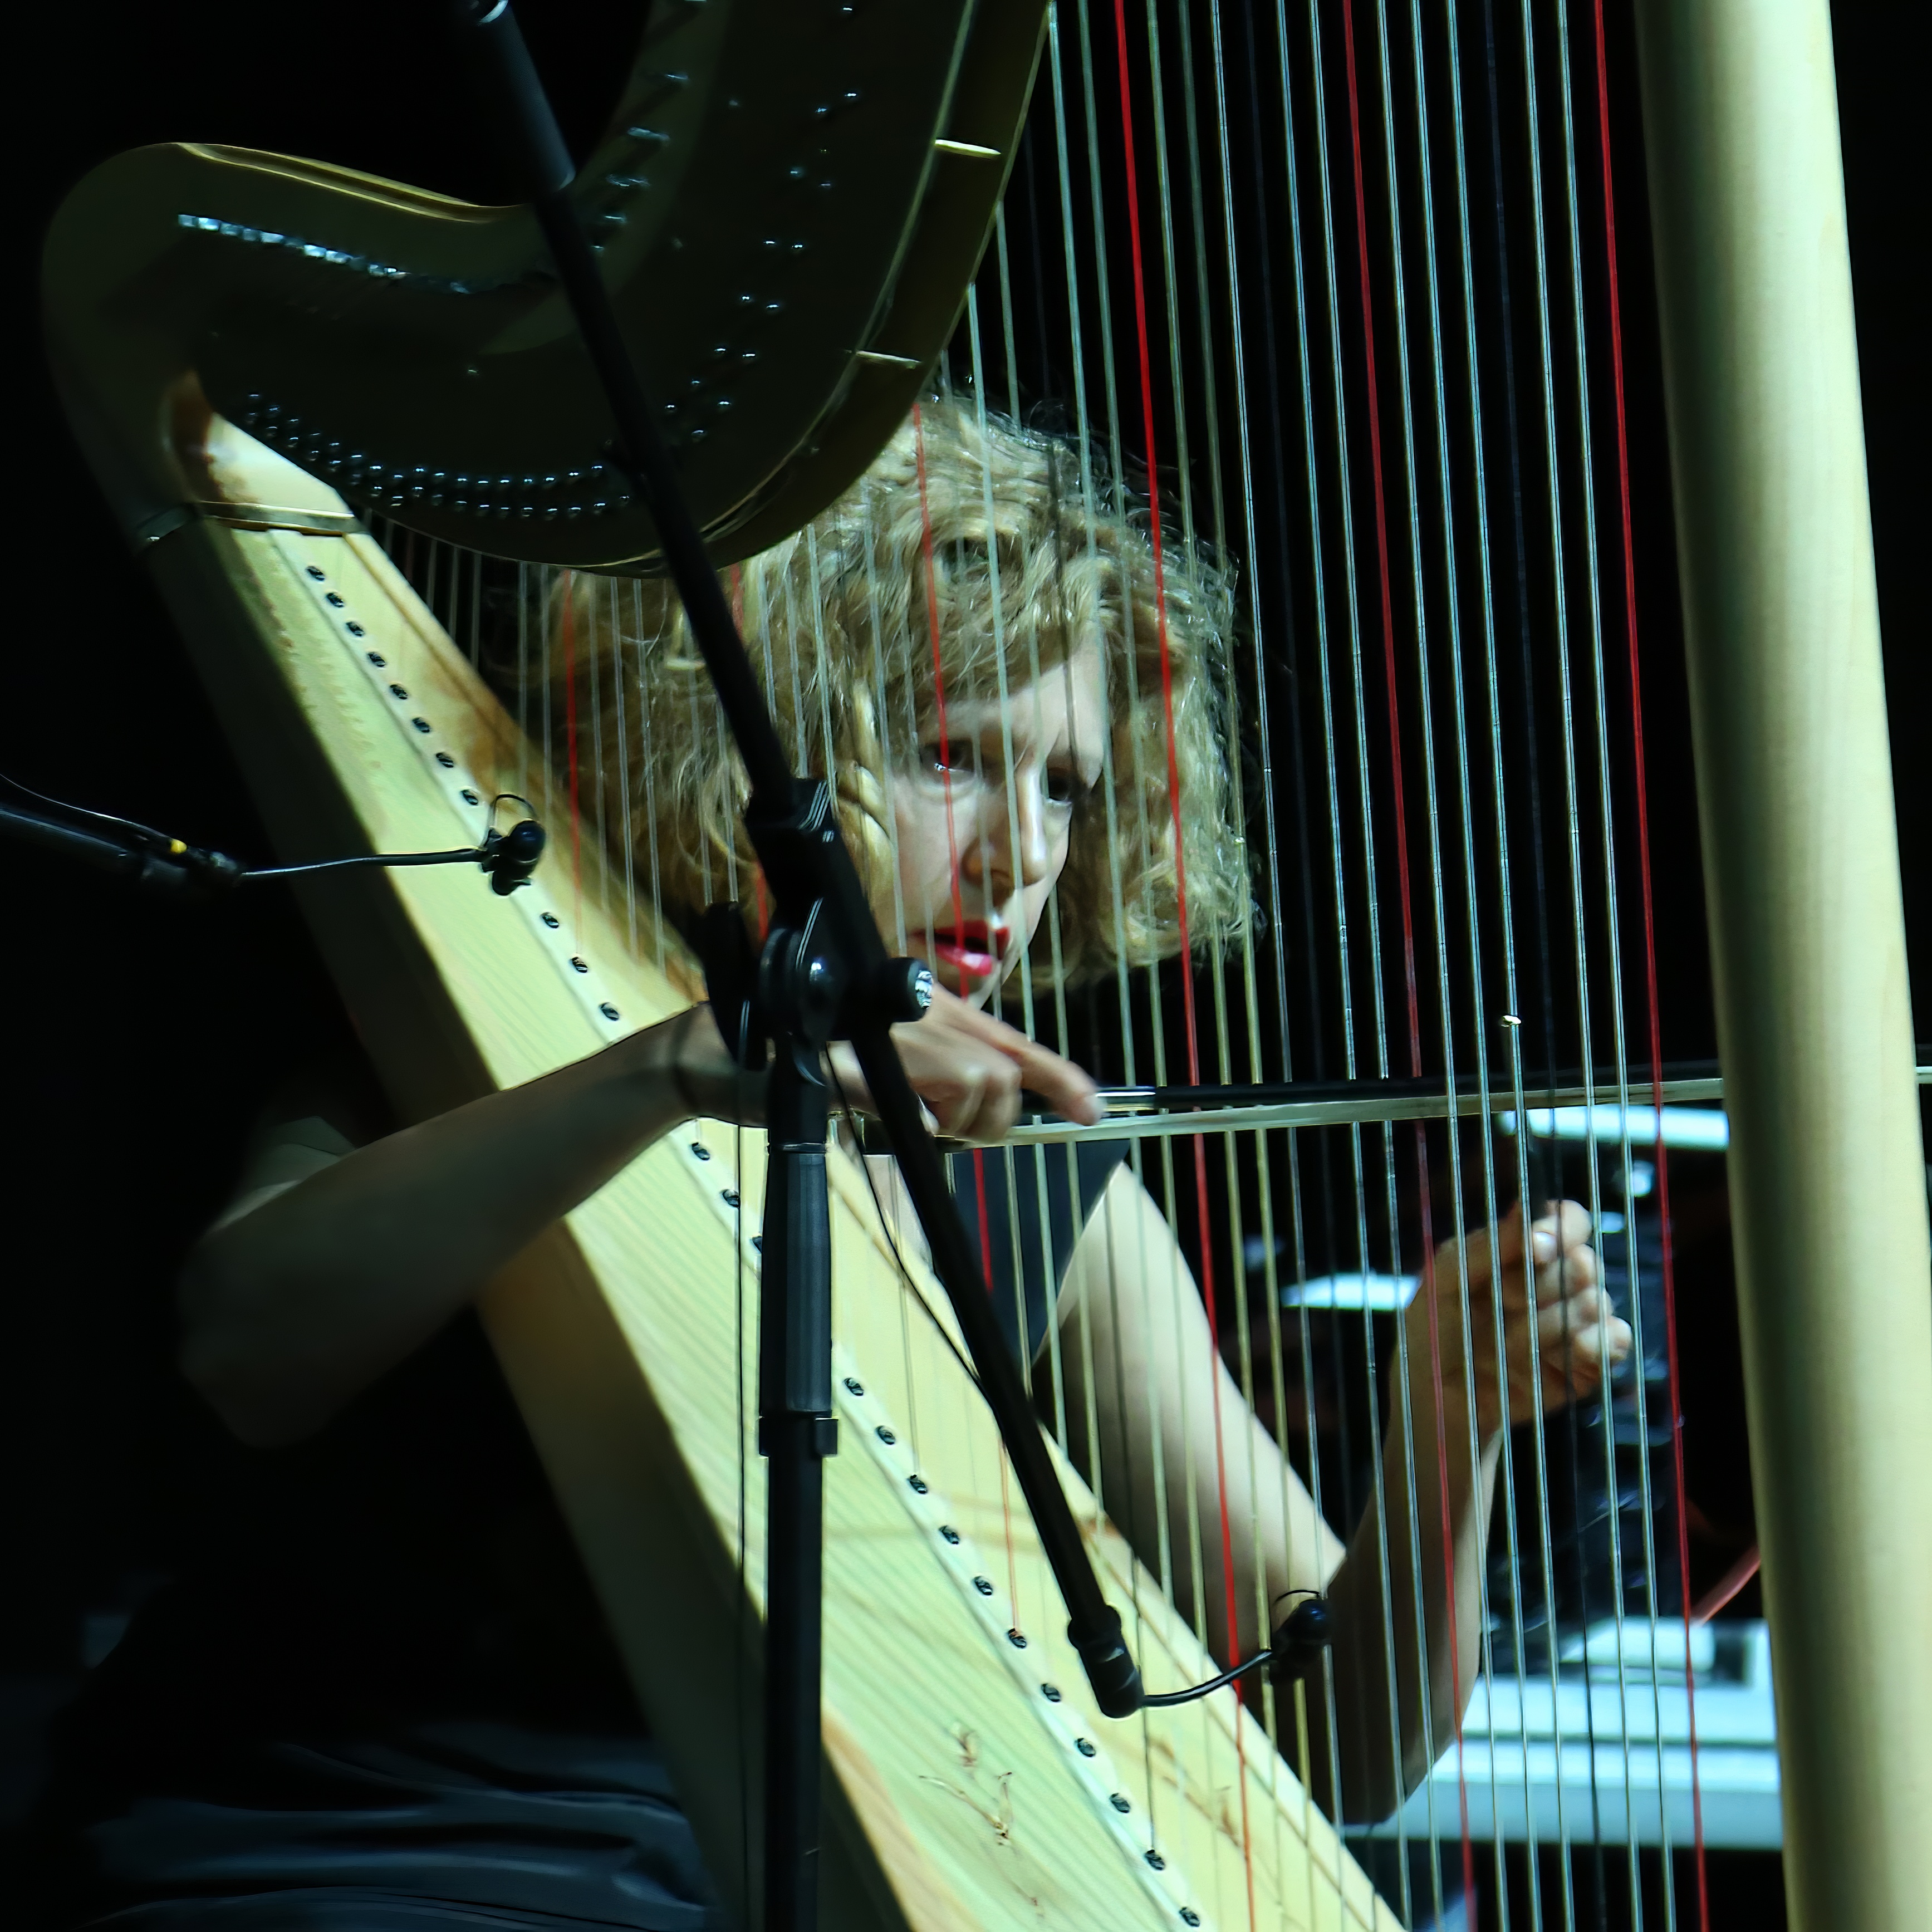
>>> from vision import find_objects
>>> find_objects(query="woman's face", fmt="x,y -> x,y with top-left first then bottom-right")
889,641 -> 1106,1006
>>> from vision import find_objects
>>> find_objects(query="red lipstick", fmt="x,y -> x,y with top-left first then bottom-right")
927,919 -> 1008,984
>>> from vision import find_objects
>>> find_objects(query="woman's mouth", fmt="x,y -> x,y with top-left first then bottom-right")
925,921 -> 1008,984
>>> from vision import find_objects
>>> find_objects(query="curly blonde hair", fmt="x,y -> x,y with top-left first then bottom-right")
547,398 -> 1248,985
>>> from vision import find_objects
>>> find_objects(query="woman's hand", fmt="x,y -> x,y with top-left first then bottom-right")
827,985 -> 1102,1142
1415,1199 -> 1632,1443
665,990 -> 1102,1144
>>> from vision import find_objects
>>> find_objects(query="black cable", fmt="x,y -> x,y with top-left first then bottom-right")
242,849 -> 481,881
1141,1592 -> 1335,1707
0,767 -> 546,898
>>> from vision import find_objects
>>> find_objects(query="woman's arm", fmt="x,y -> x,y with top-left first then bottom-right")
1059,1174 -> 1624,1822
1056,1165 -> 1345,1655
179,1011 -> 713,1448
1325,1199 -> 1620,1814
180,991 -> 1102,1450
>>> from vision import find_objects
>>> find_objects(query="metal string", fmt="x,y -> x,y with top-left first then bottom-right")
1289,0 -> 1415,1903
1216,14 -> 1348,1857
1165,6 -> 1310,1892
586,568 -> 610,935
609,580 -> 639,962
1063,0 -> 1208,1686
1471,0 -> 1569,1914
1331,0 -> 1449,1906
1189,1 -> 1330,1891
516,561 -> 531,807
1438,0 -> 1541,1909
1581,3 -> 1707,1909
1018,121 -> 1097,1475
1100,6 -> 1262,1918
630,583 -> 666,972
1546,0 -> 1650,1911
1515,0 -> 1624,1908
1365,0 -> 1489,1911
1046,3 -> 1193,1865
1267,0 -> 1367,1838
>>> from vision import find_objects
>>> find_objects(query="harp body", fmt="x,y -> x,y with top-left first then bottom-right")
117,408 -> 1391,1932
40,0 -> 1931,1928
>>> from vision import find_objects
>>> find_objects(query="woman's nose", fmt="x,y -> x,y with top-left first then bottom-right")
970,774 -> 1051,894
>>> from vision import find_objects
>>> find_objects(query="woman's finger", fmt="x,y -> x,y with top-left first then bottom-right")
816,987 -> 1099,1146
1527,1200 -> 1595,1268
1449,1198 -> 1591,1299
821,1045 -> 940,1134
914,988 -> 1102,1125
1535,1293 -> 1632,1375
1532,1239 -> 1598,1308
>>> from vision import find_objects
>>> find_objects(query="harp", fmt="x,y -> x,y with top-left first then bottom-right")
39,4 -> 1929,1932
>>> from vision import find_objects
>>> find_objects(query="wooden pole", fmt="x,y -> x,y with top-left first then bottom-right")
1631,3 -> 1932,1925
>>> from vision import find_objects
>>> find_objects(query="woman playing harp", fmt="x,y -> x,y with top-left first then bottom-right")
23,401 -> 1626,1927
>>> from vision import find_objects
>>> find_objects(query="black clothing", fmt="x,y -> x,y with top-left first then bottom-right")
948,1137 -> 1131,1361
26,1099 -> 1124,1928
48,1724 -> 713,1930
26,1311 -> 695,1929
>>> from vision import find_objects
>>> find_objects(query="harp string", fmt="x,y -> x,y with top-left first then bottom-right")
558,572 -> 585,939
907,393 -> 1036,1642
1580,0 -> 1706,1909
1437,0 -> 1538,1911
1469,0 -> 1571,1916
1518,0 -> 1621,1911
1182,2 -> 1347,1901
1181,0 -> 1318,1853
963,289 -> 1044,1410
1101,3 -> 1269,1923
1048,7 -> 1211,1870
1305,0 -> 1425,1905
608,580 -> 639,962
1080,0 -> 1200,1778
631,582 -> 668,973
1367,0 -> 1499,1901
345,0 -> 1720,1910
585,573 -> 611,933
1257,0 -> 1365,1842
1166,0 -> 1288,1773
1551,0 -> 1655,1903
516,561 -> 531,810
1210,9 -> 1335,1840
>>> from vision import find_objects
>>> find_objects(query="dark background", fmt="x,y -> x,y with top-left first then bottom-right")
2,4 -> 1922,1926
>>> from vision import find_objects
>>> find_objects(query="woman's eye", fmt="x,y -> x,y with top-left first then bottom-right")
923,738 -> 978,777
1045,766 -> 1091,808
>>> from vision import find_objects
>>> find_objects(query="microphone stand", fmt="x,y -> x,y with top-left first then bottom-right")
450,8 -> 1141,1930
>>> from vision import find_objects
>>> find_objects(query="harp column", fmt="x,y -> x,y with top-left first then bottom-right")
1633,2 -> 1932,1925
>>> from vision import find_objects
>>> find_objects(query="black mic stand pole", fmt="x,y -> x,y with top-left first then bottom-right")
450,11 -> 1142,1929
